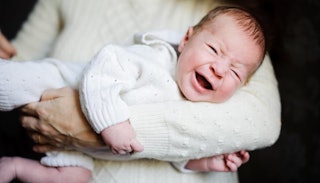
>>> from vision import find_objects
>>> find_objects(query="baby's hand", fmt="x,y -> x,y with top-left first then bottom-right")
224,150 -> 250,171
101,120 -> 144,155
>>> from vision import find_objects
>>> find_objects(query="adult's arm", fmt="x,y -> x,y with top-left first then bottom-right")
11,0 -> 61,60
129,54 -> 281,161
21,55 -> 281,161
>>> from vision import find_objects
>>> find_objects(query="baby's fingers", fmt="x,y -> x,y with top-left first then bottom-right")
111,147 -> 125,155
239,150 -> 250,163
226,160 -> 238,172
225,154 -> 244,171
130,139 -> 144,153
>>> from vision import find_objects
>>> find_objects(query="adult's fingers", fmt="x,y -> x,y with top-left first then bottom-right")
20,102 -> 40,117
21,114 -> 60,139
0,49 -> 12,59
20,115 -> 40,131
40,87 -> 74,101
29,132 -> 52,145
0,32 -> 16,58
28,131 -> 69,152
33,144 -> 59,153
20,87 -> 74,116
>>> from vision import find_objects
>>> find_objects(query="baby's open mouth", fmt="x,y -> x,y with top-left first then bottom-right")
196,72 -> 213,90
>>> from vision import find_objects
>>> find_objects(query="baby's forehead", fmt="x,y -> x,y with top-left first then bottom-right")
213,12 -> 264,48
203,14 -> 246,34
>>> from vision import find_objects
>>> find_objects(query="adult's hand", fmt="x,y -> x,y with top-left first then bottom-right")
0,32 -> 16,59
20,87 -> 104,153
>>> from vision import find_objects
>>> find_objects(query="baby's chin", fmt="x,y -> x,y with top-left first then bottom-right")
184,94 -> 228,104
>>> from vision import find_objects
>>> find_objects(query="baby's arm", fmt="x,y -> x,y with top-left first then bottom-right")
80,45 -> 147,154
185,150 -> 250,172
100,120 -> 144,154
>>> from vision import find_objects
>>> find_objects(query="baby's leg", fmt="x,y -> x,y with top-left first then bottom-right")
0,157 -> 91,183
0,58 -> 85,111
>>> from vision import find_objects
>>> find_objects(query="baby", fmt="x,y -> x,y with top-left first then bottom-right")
0,6 -> 265,183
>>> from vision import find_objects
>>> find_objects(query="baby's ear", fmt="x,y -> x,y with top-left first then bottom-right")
178,27 -> 194,52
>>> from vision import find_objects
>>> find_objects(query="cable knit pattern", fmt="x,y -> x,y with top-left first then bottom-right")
9,0 -> 281,182
131,55 -> 281,161
80,31 -> 180,133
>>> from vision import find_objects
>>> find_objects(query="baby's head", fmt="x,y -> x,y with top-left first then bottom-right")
176,6 -> 266,103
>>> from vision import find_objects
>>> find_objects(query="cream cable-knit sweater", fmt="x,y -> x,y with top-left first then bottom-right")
80,31 -> 183,133
0,30 -> 188,172
9,0 -> 281,182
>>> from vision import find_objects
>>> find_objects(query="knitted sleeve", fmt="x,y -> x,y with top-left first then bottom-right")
80,45 -> 141,133
0,58 -> 84,111
129,55 -> 281,161
11,0 -> 62,61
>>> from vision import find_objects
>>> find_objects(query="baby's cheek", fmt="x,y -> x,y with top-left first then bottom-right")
219,86 -> 237,102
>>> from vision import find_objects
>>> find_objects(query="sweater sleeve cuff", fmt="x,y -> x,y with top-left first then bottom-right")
79,91 -> 129,133
129,104 -> 170,160
171,161 -> 197,173
41,151 -> 94,171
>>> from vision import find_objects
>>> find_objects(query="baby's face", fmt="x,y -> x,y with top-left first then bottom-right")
176,15 -> 262,103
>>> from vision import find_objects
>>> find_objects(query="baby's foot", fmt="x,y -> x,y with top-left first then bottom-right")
0,157 -> 17,183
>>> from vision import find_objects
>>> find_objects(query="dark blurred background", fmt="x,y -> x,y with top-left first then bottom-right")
1,0 -> 319,182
